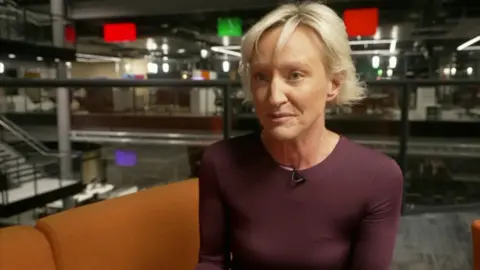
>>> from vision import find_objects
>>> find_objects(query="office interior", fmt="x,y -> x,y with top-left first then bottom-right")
1,0 -> 480,269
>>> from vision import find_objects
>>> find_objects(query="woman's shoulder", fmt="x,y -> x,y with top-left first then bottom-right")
340,137 -> 396,163
339,137 -> 403,179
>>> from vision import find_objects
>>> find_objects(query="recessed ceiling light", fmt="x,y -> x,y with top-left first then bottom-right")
177,48 -> 185,54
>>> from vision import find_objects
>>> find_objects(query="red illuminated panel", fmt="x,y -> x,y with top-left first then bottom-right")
103,23 -> 137,42
344,8 -> 379,37
65,25 -> 76,43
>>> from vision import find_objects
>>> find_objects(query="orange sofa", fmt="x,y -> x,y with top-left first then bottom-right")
1,179 -> 479,270
0,179 -> 199,270
474,220 -> 480,270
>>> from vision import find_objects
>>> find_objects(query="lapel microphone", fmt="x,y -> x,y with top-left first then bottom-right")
291,167 -> 306,184
274,160 -> 307,184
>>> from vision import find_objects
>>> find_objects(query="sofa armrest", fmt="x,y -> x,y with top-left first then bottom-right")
0,225 -> 56,270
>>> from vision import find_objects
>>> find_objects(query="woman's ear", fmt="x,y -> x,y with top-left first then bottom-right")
326,71 -> 344,102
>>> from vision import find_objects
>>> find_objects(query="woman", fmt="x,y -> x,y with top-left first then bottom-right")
196,2 -> 403,270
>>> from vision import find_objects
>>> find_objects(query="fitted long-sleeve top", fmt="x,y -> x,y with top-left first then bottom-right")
195,133 -> 403,270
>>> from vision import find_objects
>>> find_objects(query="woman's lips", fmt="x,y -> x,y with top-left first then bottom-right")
268,113 -> 295,123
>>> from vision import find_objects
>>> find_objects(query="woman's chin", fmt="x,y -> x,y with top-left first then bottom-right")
264,126 -> 300,141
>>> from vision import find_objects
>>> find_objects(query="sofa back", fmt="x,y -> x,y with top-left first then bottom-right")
0,179 -> 200,270
0,225 -> 57,270
474,220 -> 480,270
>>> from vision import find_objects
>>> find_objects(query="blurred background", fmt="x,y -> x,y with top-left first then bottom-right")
1,0 -> 480,269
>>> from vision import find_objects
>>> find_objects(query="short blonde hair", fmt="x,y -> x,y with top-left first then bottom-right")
238,2 -> 365,106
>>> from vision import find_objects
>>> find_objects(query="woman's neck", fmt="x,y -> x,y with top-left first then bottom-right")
261,123 -> 339,170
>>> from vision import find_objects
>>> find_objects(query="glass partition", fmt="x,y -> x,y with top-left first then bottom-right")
2,78 -> 480,214
0,5 -> 73,48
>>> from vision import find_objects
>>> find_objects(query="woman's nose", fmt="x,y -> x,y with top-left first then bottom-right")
268,78 -> 288,106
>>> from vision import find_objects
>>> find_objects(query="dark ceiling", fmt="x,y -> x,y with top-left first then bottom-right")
11,0 -> 480,63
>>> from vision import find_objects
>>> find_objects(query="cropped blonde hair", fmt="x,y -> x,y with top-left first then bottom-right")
238,2 -> 365,106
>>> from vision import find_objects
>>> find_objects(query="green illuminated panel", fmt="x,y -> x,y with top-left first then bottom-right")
217,17 -> 242,37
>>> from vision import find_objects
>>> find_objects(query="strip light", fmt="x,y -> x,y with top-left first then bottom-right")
211,39 -> 398,58
461,45 -> 480,51
457,36 -> 480,51
351,50 -> 397,55
210,47 -> 241,57
76,53 -> 121,62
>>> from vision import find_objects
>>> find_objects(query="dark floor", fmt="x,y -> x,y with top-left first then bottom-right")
393,211 -> 477,270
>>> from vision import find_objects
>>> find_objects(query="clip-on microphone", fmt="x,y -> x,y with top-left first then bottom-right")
291,168 -> 306,184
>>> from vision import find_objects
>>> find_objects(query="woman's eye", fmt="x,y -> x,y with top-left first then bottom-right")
253,73 -> 268,81
288,71 -> 304,81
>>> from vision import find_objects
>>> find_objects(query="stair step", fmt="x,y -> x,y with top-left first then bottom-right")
6,167 -> 38,178
12,174 -> 45,184
3,163 -> 31,173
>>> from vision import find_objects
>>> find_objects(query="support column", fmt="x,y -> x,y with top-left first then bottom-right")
51,0 -> 72,182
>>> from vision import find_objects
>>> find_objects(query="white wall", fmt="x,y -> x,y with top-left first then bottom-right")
70,58 -> 148,79
70,62 -> 119,79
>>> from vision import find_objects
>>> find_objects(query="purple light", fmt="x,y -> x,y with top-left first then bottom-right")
115,150 -> 137,167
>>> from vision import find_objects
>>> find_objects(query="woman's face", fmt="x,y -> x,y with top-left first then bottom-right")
250,25 -> 340,140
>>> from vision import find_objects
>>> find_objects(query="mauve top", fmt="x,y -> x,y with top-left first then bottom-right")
195,132 -> 403,270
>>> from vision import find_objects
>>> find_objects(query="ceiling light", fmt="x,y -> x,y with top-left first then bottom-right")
387,69 -> 393,77
162,56 -> 168,61
450,67 -> 456,75
8,54 -> 15,59
388,56 -> 397,69
147,62 -> 158,74
210,47 -> 241,57
161,43 -> 169,51
351,50 -> 397,56
200,49 -> 209,58
162,63 -> 169,73
146,38 -> 157,51
349,39 -> 393,45
391,25 -> 399,39
222,60 -> 230,72
222,36 -> 230,46
389,40 -> 397,53
374,28 -> 381,40
36,56 -> 43,61
177,48 -> 185,54
0,62 -> 4,74
457,36 -> 480,51
76,53 -> 121,62
443,68 -> 450,76
372,56 -> 380,69
467,67 -> 473,75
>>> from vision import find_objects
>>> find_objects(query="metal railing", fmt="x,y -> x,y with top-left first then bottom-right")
0,115 -> 57,156
1,78 -> 480,213
0,152 -> 84,207
3,78 -> 480,165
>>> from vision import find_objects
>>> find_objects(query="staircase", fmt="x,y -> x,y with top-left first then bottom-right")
0,115 -> 83,217
0,142 -> 44,191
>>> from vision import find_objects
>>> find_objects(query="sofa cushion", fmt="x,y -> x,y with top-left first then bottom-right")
0,225 -> 57,270
473,220 -> 480,270
36,179 -> 200,270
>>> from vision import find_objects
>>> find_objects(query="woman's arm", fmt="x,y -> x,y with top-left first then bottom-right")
195,148 -> 230,270
350,159 -> 404,270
